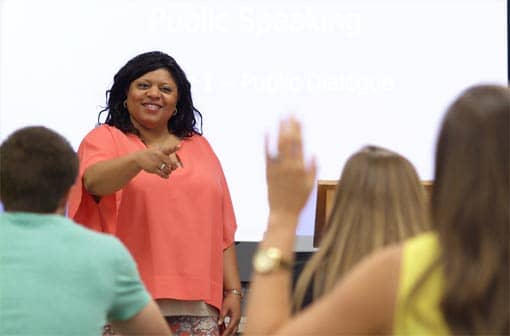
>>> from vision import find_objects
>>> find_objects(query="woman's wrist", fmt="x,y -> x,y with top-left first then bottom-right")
262,214 -> 298,256
130,150 -> 146,171
268,210 -> 300,223
223,288 -> 244,299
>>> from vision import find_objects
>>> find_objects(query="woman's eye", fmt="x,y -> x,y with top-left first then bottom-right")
137,83 -> 149,89
161,87 -> 172,93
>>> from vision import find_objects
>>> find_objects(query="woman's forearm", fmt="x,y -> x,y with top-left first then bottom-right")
83,151 -> 143,196
223,243 -> 242,290
244,213 -> 298,335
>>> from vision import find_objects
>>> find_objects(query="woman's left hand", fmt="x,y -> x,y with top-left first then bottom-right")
218,293 -> 242,336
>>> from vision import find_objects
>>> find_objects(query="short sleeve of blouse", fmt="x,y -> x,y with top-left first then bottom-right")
78,125 -> 119,170
67,125 -> 120,233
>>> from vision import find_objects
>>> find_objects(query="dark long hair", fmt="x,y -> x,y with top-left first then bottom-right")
99,51 -> 202,138
428,84 -> 509,334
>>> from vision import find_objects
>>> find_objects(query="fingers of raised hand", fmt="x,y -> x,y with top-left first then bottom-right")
277,117 -> 303,161
265,118 -> 317,213
266,117 -> 304,168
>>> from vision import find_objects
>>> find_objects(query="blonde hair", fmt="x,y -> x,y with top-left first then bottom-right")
293,145 -> 429,311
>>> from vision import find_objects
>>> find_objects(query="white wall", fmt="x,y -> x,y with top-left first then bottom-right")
0,0 -> 507,241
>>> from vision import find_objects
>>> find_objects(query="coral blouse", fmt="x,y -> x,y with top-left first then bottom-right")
68,125 -> 237,310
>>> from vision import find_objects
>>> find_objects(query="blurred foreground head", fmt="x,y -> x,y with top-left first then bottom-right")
0,126 -> 78,213
433,84 -> 509,335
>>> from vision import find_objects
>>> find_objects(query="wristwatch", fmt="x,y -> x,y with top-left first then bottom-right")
252,247 -> 293,274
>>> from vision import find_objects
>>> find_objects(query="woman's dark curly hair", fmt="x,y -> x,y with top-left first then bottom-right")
99,51 -> 202,138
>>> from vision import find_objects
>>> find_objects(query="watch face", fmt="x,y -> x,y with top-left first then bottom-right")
254,250 -> 276,274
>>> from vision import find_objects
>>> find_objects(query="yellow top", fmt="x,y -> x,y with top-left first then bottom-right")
394,232 -> 450,335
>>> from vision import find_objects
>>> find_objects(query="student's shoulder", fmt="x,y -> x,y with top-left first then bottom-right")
361,232 -> 438,271
63,218 -> 127,255
357,243 -> 403,278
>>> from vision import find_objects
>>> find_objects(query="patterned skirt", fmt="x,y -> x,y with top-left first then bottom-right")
102,316 -> 220,336
166,315 -> 220,336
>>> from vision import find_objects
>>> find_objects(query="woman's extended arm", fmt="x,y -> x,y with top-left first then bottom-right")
83,143 -> 179,196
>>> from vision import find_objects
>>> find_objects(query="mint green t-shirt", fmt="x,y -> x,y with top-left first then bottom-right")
0,212 -> 151,336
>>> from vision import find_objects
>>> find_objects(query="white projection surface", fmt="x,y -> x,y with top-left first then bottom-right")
0,0 -> 507,241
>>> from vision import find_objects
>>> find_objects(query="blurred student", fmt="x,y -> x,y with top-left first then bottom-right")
293,145 -> 429,311
245,84 -> 509,335
0,126 -> 172,335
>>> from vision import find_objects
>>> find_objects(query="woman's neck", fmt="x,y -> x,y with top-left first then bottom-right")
129,118 -> 173,146
137,127 -> 180,148
138,128 -> 167,145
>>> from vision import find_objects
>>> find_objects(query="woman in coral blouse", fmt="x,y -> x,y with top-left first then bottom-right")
68,51 -> 242,336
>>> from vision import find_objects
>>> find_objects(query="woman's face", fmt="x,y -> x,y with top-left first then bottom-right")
126,68 -> 179,132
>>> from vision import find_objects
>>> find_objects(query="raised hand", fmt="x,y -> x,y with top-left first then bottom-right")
265,117 -> 317,223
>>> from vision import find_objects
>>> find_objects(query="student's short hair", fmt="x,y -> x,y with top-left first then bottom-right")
0,126 -> 78,213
